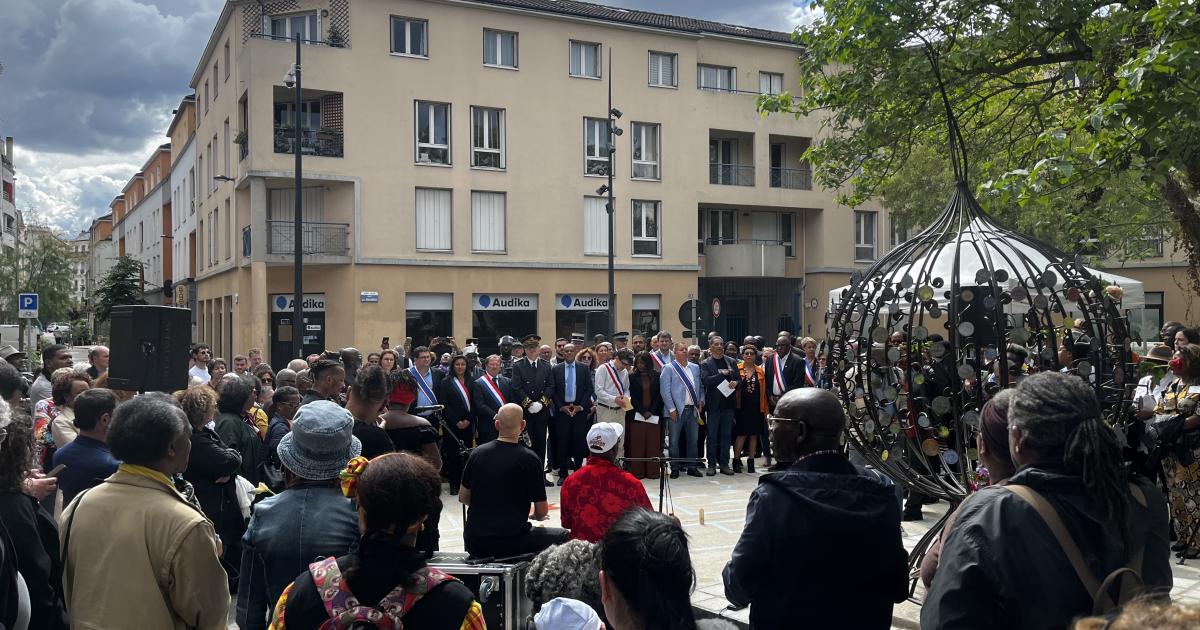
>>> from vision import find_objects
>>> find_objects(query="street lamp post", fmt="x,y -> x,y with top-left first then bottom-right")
605,48 -> 620,339
290,35 -> 304,360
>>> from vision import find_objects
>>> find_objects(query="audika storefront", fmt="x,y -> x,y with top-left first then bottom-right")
472,293 -> 538,355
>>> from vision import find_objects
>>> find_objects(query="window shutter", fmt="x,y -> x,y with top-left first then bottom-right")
664,55 -> 675,86
649,54 -> 660,85
471,192 -> 506,252
416,188 -> 452,251
584,196 -> 609,255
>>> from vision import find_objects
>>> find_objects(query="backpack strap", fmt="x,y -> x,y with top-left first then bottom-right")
1004,484 -> 1144,615
308,558 -> 458,629
374,566 -> 458,620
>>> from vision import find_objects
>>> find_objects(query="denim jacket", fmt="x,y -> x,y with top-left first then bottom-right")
235,482 -> 359,630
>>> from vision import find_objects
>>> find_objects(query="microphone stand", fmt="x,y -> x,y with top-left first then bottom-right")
620,415 -> 706,512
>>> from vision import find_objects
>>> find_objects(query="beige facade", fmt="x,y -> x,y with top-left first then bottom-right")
185,0 -> 901,365
1101,240 -> 1199,342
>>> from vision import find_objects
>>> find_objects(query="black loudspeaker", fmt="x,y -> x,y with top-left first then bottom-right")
585,310 -> 610,341
108,305 -> 192,392
952,285 -> 1000,349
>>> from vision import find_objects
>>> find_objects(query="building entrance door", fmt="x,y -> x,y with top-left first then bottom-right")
720,298 -> 751,346
268,293 -> 327,367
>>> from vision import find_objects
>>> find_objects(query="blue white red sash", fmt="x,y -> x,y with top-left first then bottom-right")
481,373 -> 506,407
804,360 -> 817,387
603,362 -> 625,396
452,377 -> 471,411
409,367 -> 438,405
670,360 -> 700,407
772,353 -> 787,393
651,352 -> 665,369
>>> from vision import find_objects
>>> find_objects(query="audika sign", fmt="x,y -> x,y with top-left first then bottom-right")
271,293 -> 327,313
473,294 -> 538,311
556,294 -> 610,311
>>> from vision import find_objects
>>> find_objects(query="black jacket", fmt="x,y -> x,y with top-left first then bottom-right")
470,374 -> 511,432
922,467 -> 1171,630
183,428 -> 245,548
762,349 -> 807,395
723,454 -> 906,629
700,355 -> 741,411
628,371 -> 664,418
552,361 -> 594,412
0,492 -> 69,630
438,375 -> 473,428
511,357 -> 554,409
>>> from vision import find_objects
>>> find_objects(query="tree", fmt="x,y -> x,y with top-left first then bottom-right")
93,255 -> 145,323
0,227 -> 76,325
762,0 -> 1200,290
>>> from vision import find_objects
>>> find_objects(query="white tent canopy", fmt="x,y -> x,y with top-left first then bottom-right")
828,217 -> 1145,313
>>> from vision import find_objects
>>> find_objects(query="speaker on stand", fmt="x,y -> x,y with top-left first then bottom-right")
108,305 -> 192,393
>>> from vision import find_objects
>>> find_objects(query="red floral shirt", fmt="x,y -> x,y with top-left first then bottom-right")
560,456 -> 652,543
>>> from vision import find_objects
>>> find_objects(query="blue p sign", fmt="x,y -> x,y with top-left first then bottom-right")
17,293 -> 38,319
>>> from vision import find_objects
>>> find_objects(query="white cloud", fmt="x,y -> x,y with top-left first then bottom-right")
12,142 -> 153,236
789,1 -> 826,29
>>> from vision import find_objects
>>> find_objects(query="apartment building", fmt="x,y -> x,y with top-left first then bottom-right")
168,95 -> 200,340
185,0 -> 902,365
70,231 -> 90,306
87,213 -> 115,333
1102,236 -> 1198,342
1,134 -> 17,251
112,145 -> 174,305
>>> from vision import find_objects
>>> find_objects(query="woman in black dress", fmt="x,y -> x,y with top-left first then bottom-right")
733,346 -> 766,473
626,352 -> 664,479
438,356 -> 474,495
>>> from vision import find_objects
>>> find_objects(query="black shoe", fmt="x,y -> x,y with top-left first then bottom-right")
732,458 -> 743,473
556,477 -> 566,486
747,459 -> 755,473
687,469 -> 703,477
902,507 -> 924,522
720,467 -> 734,476
706,467 -> 717,476
544,477 -> 554,487
448,485 -> 459,496
671,470 -> 680,479
1172,542 -> 1189,552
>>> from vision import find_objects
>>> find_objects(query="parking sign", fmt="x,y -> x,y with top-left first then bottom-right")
18,293 -> 38,319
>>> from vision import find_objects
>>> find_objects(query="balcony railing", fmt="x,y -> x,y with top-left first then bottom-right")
709,163 -> 755,186
770,167 -> 813,190
267,220 -> 349,256
273,126 -> 343,158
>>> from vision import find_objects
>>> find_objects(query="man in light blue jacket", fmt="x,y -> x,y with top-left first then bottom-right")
660,341 -> 705,478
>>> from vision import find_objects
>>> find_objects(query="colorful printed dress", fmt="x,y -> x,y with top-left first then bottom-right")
32,399 -> 59,470
1154,380 -> 1200,553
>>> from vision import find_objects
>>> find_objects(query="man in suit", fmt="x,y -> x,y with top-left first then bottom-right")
512,335 -> 555,484
700,336 -> 741,476
471,355 -> 511,444
661,341 -> 705,478
764,333 -> 806,408
552,343 -> 594,484
407,346 -> 444,411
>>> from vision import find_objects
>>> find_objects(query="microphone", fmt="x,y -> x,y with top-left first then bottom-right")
411,404 -> 445,414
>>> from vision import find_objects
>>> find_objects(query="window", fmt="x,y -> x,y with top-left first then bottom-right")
224,41 -> 230,79
224,200 -> 231,260
213,63 -> 219,97
698,64 -> 735,92
1129,292 -> 1164,342
204,80 -> 209,114
570,41 -> 601,78
483,29 -> 517,68
631,122 -> 660,180
223,119 -> 231,177
648,52 -> 677,87
471,191 -> 506,252
470,106 -> 505,169
854,211 -> 877,261
211,209 -> 219,264
632,200 -> 661,256
415,101 -> 450,165
211,135 -> 218,190
415,188 -> 452,251
708,209 -> 737,245
584,118 -> 610,176
390,17 -> 428,57
188,168 -> 195,213
759,71 -> 783,95
269,12 -> 319,42
780,212 -> 795,257
274,100 -> 321,132
584,196 -> 609,256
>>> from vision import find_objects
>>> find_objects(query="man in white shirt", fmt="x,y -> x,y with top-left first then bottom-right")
188,344 -> 212,384
660,342 -> 705,478
593,349 -> 632,457
650,331 -> 674,370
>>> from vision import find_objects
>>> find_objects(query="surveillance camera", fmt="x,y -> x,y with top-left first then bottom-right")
596,185 -> 609,195
612,127 -> 623,136
610,107 -> 623,119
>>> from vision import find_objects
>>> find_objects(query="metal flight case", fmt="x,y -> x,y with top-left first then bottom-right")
428,552 -> 533,629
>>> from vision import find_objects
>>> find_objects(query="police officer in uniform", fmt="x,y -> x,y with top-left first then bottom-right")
512,334 -> 555,485
499,335 -> 517,378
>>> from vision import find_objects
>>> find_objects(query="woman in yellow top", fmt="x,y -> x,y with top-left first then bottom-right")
269,452 -> 485,630
1154,344 -> 1200,558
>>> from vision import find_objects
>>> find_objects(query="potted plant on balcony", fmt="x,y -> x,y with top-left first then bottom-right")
326,24 -> 346,48
233,130 -> 248,146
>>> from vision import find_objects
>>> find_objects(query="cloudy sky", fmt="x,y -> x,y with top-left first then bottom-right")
0,0 -> 820,236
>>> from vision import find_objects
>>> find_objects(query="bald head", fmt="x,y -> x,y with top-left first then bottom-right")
496,403 -> 526,439
771,388 -> 846,460
287,359 -> 309,372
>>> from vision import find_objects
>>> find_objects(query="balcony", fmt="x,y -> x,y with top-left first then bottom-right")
267,220 -> 349,256
770,167 -> 813,190
273,127 -> 343,158
703,240 -> 787,278
709,163 -> 755,186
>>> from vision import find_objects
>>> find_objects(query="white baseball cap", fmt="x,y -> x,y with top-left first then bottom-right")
534,598 -> 603,630
586,422 -> 624,453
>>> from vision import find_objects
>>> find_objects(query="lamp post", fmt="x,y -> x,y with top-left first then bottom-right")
286,35 -> 304,360
605,48 -> 621,339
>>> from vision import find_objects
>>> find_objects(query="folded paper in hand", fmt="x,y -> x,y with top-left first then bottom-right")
717,380 -> 736,398
635,412 -> 660,425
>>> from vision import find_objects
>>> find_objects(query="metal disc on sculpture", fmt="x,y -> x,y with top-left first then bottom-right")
942,450 -> 960,466
921,439 -> 940,457
957,364 -> 974,379
961,409 -> 980,429
913,325 -> 929,340
932,397 -> 951,416
958,321 -> 975,337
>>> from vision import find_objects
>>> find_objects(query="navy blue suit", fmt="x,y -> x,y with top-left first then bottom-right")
552,361 -> 594,475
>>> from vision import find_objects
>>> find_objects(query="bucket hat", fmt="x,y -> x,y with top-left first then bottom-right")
276,400 -> 362,480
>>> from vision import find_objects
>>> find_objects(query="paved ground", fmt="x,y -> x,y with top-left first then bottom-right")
433,463 -> 1200,629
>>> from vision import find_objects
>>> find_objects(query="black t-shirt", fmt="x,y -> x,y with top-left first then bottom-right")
388,424 -> 439,455
353,422 -> 395,460
461,440 -> 545,541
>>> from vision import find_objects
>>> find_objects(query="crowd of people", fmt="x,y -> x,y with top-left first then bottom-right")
0,319 -> 1198,629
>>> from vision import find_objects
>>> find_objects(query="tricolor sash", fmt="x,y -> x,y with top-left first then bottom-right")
772,353 -> 787,393
452,377 -> 471,412
670,361 -> 700,407
603,362 -> 625,396
650,352 -> 665,369
804,360 -> 816,387
482,373 -> 506,407
410,367 -> 438,405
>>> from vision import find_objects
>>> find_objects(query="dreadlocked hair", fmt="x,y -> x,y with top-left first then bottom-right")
598,509 -> 697,630
1009,372 -> 1128,540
